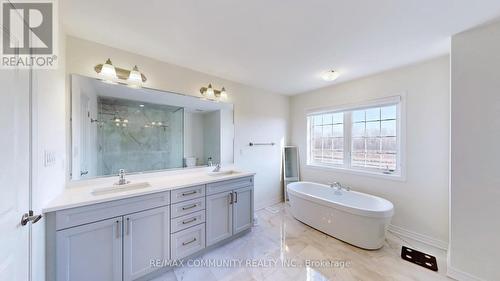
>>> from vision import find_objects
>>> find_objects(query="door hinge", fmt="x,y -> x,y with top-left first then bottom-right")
21,210 -> 42,226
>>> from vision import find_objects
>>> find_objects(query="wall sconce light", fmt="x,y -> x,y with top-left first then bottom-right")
95,59 -> 147,88
99,58 -> 117,83
200,84 -> 228,101
127,65 -> 143,88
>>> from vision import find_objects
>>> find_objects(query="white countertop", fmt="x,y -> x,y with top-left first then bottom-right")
43,167 -> 255,213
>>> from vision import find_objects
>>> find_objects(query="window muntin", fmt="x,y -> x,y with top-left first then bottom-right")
307,101 -> 401,176
351,105 -> 397,172
309,112 -> 344,166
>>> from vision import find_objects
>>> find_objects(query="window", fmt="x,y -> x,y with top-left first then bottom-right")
309,112 -> 344,165
307,97 -> 403,178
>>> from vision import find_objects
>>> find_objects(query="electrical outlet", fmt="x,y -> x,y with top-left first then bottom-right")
44,150 -> 56,167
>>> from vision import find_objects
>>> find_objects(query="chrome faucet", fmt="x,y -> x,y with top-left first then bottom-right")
329,181 -> 350,191
212,163 -> 221,172
329,182 -> 342,190
116,169 -> 129,185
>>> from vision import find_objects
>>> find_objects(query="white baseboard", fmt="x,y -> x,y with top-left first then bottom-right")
447,265 -> 485,281
387,224 -> 448,251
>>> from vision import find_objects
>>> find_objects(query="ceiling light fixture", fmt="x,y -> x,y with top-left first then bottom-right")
200,84 -> 229,101
321,70 -> 340,81
94,59 -> 147,88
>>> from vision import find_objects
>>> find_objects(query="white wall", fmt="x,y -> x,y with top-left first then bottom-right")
449,20 -> 500,281
290,56 -> 450,245
32,3 -> 67,279
66,36 -> 289,209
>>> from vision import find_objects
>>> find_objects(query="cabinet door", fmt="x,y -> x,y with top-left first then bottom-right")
206,191 -> 233,246
233,186 -> 253,235
123,206 -> 170,281
56,217 -> 122,281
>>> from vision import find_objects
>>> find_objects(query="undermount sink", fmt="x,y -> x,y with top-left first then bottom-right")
91,182 -> 151,196
207,170 -> 236,176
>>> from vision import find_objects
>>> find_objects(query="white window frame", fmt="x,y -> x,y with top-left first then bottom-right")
306,95 -> 406,181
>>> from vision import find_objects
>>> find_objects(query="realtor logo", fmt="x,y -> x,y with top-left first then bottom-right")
1,0 -> 58,68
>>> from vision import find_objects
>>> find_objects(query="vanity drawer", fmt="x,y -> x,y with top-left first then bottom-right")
171,197 -> 205,218
170,224 -> 206,260
55,191 -> 170,230
171,185 -> 205,204
171,210 -> 205,233
206,176 -> 253,195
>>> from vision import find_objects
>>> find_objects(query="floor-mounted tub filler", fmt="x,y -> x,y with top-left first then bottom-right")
287,181 -> 394,250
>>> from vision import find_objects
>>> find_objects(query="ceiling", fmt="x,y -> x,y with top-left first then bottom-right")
63,0 -> 500,95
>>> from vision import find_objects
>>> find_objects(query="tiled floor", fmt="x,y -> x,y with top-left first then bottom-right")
152,203 -> 452,281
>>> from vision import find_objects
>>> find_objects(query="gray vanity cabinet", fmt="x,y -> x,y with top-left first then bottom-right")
49,176 -> 254,281
206,191 -> 233,246
56,217 -> 123,281
56,206 -> 170,281
51,191 -> 171,281
206,177 -> 254,246
232,186 -> 253,235
123,206 -> 170,281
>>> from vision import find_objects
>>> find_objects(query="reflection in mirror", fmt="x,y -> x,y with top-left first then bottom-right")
96,98 -> 184,175
71,75 -> 233,181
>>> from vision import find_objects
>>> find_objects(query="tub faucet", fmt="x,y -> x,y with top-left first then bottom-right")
116,169 -> 129,185
329,182 -> 350,191
329,182 -> 342,190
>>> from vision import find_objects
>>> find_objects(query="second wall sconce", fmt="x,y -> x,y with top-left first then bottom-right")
200,84 -> 228,101
94,58 -> 147,88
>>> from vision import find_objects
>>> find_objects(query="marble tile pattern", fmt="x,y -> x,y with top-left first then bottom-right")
152,203 -> 452,281
97,98 -> 184,176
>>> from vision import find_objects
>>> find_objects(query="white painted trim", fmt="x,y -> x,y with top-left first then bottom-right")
306,95 -> 402,115
447,265 -> 485,281
387,224 -> 448,251
305,93 -> 407,181
305,163 -> 406,182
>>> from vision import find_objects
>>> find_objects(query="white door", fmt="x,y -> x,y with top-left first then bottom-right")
233,186 -> 253,235
206,191 -> 233,246
0,29 -> 31,281
123,207 -> 170,281
56,217 -> 123,281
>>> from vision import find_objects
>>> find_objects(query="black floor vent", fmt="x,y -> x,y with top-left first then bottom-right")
401,246 -> 438,271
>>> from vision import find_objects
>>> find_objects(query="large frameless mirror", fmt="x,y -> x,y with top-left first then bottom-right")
70,74 -> 234,181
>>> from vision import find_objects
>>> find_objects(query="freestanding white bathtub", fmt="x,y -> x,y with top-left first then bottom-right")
288,181 -> 394,250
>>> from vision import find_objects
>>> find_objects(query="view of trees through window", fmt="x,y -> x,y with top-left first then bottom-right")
310,112 -> 344,165
308,103 -> 399,174
351,105 -> 397,171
